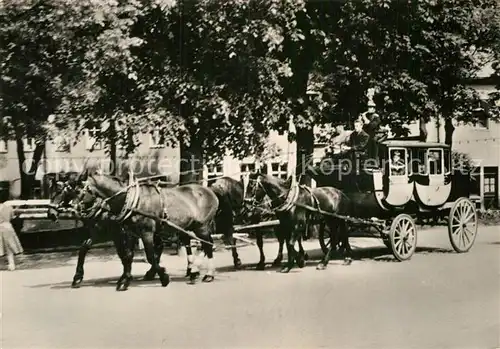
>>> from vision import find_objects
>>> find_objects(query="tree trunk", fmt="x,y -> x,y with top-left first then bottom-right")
108,120 -> 117,176
15,136 -> 45,199
296,127 -> 314,186
179,133 -> 204,184
444,118 -> 454,146
419,115 -> 428,142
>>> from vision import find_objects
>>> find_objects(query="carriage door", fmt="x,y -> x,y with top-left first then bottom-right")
424,148 -> 451,206
384,147 -> 413,207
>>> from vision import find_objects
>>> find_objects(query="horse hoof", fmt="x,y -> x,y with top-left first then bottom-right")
71,277 -> 83,288
202,275 -> 214,283
296,256 -> 305,268
304,253 -> 309,261
256,262 -> 265,271
143,270 -> 156,281
160,273 -> 170,287
116,280 -> 130,292
185,268 -> 192,278
189,271 -> 200,285
233,258 -> 242,270
343,258 -> 352,266
316,263 -> 327,271
272,258 -> 282,267
280,266 -> 291,273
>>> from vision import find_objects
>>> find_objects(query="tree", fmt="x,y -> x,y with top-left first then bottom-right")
0,0 -> 95,198
131,0 -> 302,183
335,0 -> 500,144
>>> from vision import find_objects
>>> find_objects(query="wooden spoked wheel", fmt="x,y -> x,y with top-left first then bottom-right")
389,214 -> 417,261
448,197 -> 478,253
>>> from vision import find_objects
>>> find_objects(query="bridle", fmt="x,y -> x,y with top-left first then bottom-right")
243,174 -> 299,214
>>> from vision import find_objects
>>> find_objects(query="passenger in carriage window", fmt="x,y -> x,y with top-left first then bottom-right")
390,150 -> 406,176
428,151 -> 442,175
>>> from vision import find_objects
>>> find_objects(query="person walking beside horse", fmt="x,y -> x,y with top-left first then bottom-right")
0,199 -> 24,271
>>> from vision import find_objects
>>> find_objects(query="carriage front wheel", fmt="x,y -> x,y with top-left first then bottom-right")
448,197 -> 478,253
389,214 -> 417,261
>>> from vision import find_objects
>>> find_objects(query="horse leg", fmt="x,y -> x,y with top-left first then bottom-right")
255,231 -> 266,270
201,235 -> 215,283
116,234 -> 136,291
72,235 -> 93,288
182,236 -> 194,278
280,229 -> 296,274
223,223 -> 241,270
272,227 -> 284,267
142,230 -> 170,287
144,234 -> 164,281
296,236 -> 306,268
341,226 -> 353,266
317,220 -> 338,270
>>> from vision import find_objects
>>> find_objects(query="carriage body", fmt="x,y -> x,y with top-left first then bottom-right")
314,139 -> 478,260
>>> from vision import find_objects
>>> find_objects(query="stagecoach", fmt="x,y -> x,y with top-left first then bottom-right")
311,139 -> 478,261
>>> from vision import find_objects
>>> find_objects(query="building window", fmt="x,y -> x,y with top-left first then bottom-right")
240,163 -> 256,174
206,162 -> 223,181
483,167 -> 498,209
0,140 -> 7,153
85,127 -> 102,150
149,127 -> 165,149
53,136 -> 70,152
270,161 -> 288,179
473,100 -> 489,129
484,176 -> 495,194
24,138 -> 36,152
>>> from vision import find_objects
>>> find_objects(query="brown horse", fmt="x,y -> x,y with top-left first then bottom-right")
72,170 -> 220,290
246,171 -> 353,272
49,179 -> 164,288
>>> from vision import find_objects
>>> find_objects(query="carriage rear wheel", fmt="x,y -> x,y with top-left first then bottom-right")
448,197 -> 478,253
389,214 -> 417,261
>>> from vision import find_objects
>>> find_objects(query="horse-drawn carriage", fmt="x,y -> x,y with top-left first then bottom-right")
310,139 -> 478,261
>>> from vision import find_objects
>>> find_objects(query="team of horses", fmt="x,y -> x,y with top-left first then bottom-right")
50,165 -> 353,291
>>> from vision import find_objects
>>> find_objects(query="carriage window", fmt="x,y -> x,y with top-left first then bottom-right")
410,148 -> 427,175
389,149 -> 407,176
428,150 -> 443,175
443,149 -> 451,174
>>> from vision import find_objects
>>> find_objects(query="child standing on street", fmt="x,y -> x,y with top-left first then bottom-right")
0,199 -> 24,271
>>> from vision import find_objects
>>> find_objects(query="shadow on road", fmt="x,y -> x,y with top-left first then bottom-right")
26,272 -> 223,290
216,245 -> 456,273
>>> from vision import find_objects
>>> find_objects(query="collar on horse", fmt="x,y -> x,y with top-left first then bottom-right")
274,180 -> 300,213
79,177 -> 141,223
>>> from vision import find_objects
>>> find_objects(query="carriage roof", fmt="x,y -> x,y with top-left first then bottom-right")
381,140 -> 450,149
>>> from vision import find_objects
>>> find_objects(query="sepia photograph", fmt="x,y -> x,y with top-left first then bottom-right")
0,0 -> 499,348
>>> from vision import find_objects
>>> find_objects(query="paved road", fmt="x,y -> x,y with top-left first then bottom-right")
1,225 -> 499,349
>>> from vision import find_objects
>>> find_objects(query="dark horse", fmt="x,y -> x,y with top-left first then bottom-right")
208,176 -> 244,269
245,171 -> 353,272
209,175 -> 286,270
66,170 -> 220,290
49,178 -> 164,289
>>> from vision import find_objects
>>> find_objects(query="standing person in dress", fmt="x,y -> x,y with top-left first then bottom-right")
0,199 -> 24,271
